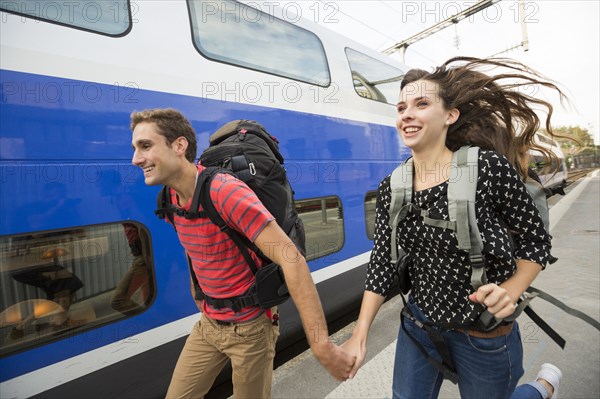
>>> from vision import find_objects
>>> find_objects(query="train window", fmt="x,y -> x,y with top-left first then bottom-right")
345,48 -> 405,105
0,223 -> 154,356
0,0 -> 131,36
364,191 -> 377,240
295,197 -> 344,261
188,0 -> 330,86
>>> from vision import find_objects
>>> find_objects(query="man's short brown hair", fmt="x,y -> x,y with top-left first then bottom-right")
130,108 -> 197,163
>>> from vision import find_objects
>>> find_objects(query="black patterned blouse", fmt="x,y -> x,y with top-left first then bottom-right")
366,150 -> 551,324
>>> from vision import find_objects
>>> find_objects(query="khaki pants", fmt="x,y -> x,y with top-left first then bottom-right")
166,312 -> 280,399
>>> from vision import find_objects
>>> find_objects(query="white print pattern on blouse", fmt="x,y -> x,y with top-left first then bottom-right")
365,150 -> 551,324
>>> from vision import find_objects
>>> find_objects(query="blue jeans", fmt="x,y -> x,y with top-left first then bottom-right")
392,298 -> 547,399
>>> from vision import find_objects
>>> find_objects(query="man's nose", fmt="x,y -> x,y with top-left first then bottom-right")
132,149 -> 142,166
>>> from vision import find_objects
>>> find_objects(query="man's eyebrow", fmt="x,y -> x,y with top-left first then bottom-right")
132,139 -> 152,148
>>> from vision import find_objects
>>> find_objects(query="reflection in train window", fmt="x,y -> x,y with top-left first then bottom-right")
0,0 -> 131,36
0,223 -> 154,356
364,191 -> 377,240
188,0 -> 330,86
296,197 -> 344,261
345,48 -> 405,105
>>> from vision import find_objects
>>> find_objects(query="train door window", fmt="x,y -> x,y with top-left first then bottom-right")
0,0 -> 132,36
345,48 -> 405,104
364,191 -> 377,240
188,0 -> 330,86
0,222 -> 154,356
295,197 -> 344,261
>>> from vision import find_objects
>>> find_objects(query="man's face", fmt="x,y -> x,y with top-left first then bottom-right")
131,122 -> 180,186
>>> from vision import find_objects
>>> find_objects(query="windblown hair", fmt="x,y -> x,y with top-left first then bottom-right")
401,57 -> 572,177
130,108 -> 197,163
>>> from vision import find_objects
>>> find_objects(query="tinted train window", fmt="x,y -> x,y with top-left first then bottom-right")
364,191 -> 377,240
0,223 -> 154,356
0,0 -> 131,36
188,0 -> 330,86
345,48 -> 405,104
296,197 -> 344,260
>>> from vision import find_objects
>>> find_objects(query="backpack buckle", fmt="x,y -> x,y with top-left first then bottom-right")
469,254 -> 485,268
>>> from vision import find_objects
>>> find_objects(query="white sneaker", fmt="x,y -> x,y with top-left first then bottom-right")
536,363 -> 562,399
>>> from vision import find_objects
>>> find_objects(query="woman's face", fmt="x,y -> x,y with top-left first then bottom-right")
396,79 -> 457,152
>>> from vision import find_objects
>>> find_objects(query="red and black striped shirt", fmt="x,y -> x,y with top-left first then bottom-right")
170,165 -> 274,323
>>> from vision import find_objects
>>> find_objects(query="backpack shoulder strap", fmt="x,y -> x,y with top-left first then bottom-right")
155,185 -> 176,228
447,146 -> 487,289
155,172 -> 211,229
524,178 -> 550,233
389,157 -> 413,265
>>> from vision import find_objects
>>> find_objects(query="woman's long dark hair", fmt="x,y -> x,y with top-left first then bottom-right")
401,57 -> 573,177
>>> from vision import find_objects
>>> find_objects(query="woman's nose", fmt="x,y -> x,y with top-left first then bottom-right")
401,108 -> 414,121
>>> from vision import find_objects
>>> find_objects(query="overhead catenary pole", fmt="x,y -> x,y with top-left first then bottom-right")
519,0 -> 530,52
489,0 -> 529,57
381,0 -> 502,63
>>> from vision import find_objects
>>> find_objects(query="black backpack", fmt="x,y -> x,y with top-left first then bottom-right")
155,120 -> 306,312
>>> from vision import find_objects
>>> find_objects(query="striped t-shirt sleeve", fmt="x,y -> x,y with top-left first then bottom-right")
209,173 -> 274,242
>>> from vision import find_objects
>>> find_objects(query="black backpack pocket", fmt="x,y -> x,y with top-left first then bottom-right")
255,262 -> 290,309
395,254 -> 412,295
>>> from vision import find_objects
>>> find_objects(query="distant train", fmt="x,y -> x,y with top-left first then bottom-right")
0,1 -> 409,398
530,132 -> 569,190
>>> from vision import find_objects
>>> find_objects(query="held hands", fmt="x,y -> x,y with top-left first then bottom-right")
314,341 -> 356,381
340,333 -> 367,379
469,283 -> 516,319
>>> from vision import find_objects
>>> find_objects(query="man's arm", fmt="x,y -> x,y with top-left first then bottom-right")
254,221 -> 355,381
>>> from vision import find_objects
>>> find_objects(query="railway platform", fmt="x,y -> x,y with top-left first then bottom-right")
270,170 -> 600,399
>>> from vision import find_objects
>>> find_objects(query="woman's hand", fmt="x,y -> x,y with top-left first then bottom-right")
469,283 -> 516,319
341,333 -> 367,379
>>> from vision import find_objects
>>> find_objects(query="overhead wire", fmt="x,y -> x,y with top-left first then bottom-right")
375,1 -> 465,60
316,0 -> 437,64
317,0 -> 399,44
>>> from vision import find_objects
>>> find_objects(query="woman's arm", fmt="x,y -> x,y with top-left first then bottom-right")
342,176 -> 397,378
471,152 -> 549,318
470,259 -> 542,319
342,290 -> 386,378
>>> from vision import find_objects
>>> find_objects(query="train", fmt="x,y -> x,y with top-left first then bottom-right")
530,132 -> 569,190
0,1 -> 408,398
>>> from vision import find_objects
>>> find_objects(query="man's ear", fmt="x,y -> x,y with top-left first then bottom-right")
173,136 -> 189,157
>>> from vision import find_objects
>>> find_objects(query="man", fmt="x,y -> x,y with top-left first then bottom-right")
130,108 -> 354,398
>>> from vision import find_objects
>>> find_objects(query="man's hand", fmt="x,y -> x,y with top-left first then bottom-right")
341,334 -> 367,379
313,342 -> 356,381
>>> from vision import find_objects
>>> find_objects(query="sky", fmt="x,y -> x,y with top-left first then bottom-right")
275,0 -> 600,144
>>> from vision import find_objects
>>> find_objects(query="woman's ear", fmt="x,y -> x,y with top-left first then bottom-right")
447,108 -> 460,125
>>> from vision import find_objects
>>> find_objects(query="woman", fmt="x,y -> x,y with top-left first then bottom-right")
342,57 -> 566,399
